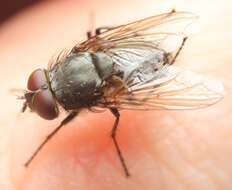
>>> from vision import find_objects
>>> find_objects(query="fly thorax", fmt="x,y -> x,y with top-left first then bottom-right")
49,52 -> 103,110
91,52 -> 114,80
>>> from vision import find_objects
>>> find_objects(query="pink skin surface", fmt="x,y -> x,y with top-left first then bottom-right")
0,0 -> 231,189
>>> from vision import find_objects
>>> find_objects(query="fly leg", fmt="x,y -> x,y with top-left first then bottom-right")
110,108 -> 130,177
25,111 -> 78,167
95,26 -> 116,35
87,26 -> 116,39
170,36 -> 188,65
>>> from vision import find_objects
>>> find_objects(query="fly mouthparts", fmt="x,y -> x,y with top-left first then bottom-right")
21,101 -> 28,112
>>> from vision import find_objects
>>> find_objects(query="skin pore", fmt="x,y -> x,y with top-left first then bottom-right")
0,0 -> 231,189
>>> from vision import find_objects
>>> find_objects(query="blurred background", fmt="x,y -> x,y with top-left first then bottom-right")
0,0 -> 41,24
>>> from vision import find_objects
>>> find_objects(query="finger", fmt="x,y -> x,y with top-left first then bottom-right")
0,0 -> 230,190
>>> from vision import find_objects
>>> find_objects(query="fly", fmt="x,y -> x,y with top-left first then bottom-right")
16,9 -> 224,177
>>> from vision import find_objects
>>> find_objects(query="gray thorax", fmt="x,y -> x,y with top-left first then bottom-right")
49,52 -> 114,110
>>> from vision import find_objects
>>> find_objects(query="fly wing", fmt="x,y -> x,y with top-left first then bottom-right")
102,66 -> 224,110
74,10 -> 197,53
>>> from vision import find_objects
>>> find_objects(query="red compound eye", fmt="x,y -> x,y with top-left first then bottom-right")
26,68 -> 58,120
33,89 -> 58,120
27,69 -> 47,91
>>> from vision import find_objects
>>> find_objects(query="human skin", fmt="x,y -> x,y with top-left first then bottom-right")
0,0 -> 231,189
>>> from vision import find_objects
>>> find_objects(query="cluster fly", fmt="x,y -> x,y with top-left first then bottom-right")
17,10 -> 224,177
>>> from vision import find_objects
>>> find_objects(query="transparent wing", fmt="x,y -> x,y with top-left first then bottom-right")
102,66 -> 224,110
74,10 -> 197,52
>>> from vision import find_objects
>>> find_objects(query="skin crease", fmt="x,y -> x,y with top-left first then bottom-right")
0,0 -> 231,189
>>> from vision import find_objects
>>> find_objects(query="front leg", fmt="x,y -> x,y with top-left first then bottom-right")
110,108 -> 130,177
25,111 -> 78,167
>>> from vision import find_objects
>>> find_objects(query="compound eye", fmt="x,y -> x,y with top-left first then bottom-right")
33,89 -> 58,120
27,69 -> 47,91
